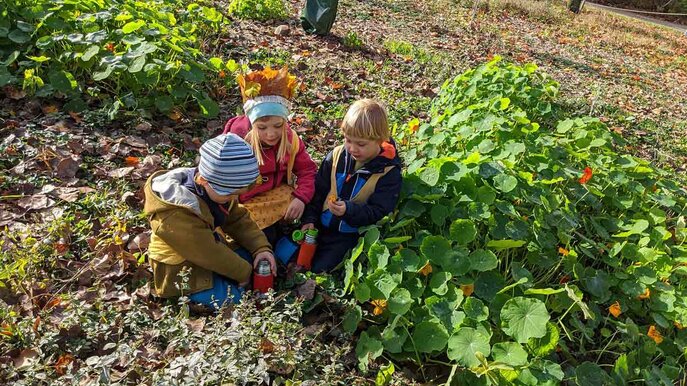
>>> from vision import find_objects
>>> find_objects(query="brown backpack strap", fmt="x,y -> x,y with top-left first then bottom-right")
350,165 -> 395,204
322,145 -> 345,211
322,144 -> 396,212
286,129 -> 301,186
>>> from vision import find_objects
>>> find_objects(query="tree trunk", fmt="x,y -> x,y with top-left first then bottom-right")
568,0 -> 585,13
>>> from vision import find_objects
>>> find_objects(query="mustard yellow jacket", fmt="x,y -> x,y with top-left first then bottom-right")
143,169 -> 270,298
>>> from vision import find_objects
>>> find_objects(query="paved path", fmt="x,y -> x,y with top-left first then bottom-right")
585,2 -> 687,33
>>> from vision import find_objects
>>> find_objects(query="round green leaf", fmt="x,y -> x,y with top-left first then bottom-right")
463,297 -> 489,322
48,70 -> 77,93
527,322 -> 559,356
367,271 -> 399,300
429,271 -> 451,295
449,219 -> 477,244
382,326 -> 407,354
122,20 -> 146,34
494,174 -> 518,192
356,331 -> 383,371
430,204 -> 449,226
128,55 -> 146,73
501,297 -> 550,343
491,342 -> 528,366
355,282 -> 371,302
155,95 -> 174,113
196,97 -> 219,118
388,288 -> 412,315
393,248 -> 420,272
420,235 -> 451,266
342,305 -> 362,333
82,45 -> 100,61
474,271 -> 506,301
420,166 -> 440,186
92,65 -> 114,81
447,327 -> 491,367
8,29 -> 30,44
368,242 -> 390,270
468,249 -> 498,272
575,362 -> 611,386
412,321 -> 449,353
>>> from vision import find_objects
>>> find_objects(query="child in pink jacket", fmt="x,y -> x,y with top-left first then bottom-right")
223,67 -> 317,249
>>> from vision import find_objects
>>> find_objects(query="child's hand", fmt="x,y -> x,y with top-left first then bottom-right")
327,199 -> 346,216
301,223 -> 315,231
284,198 -> 305,221
253,251 -> 277,276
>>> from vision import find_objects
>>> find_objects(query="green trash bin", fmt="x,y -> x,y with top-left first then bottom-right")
301,0 -> 339,35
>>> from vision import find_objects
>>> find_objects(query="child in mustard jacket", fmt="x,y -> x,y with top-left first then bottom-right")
144,133 -> 276,308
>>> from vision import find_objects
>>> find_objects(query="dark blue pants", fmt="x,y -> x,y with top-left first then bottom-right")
310,230 -> 359,273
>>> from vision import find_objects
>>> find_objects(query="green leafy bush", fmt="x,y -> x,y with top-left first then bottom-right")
0,0 -> 238,118
343,32 -> 364,49
228,0 -> 290,21
344,57 -> 687,384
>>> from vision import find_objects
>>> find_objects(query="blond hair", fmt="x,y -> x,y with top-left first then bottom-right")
340,99 -> 390,141
246,116 -> 291,166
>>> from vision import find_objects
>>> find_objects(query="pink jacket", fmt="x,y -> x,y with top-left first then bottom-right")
223,115 -> 317,204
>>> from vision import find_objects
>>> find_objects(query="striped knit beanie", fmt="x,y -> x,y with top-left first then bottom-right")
198,133 -> 259,195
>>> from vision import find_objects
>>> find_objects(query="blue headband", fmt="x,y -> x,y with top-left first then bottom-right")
246,102 -> 289,123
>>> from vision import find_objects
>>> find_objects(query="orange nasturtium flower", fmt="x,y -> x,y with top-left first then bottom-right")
638,287 -> 651,300
558,247 -> 569,256
371,299 -> 387,316
419,261 -> 433,276
0,324 -> 13,337
647,325 -> 663,344
579,167 -> 593,184
608,301 -> 622,318
461,284 -> 475,297
408,121 -> 419,134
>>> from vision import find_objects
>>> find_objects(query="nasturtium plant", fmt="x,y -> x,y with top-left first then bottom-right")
447,327 -> 491,367
413,320 -> 449,353
500,297 -> 550,343
345,57 -> 687,384
1,0 -> 240,117
491,342 -> 528,367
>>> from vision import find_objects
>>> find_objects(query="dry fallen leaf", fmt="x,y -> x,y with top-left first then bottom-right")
42,104 -> 59,114
4,86 -> 26,100
127,232 -> 151,251
185,318 -> 205,333
68,111 -> 82,123
55,156 -> 81,179
17,195 -> 56,211
13,349 -> 39,369
108,167 -> 135,178
260,338 -> 275,354
54,354 -> 74,376
124,136 -> 147,149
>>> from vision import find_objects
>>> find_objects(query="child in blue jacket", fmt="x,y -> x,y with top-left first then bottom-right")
300,99 -> 402,272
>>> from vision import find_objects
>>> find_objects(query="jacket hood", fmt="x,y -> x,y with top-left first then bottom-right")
359,139 -> 402,173
144,168 -> 205,218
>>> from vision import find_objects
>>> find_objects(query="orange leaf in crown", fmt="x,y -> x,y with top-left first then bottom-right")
237,66 -> 298,102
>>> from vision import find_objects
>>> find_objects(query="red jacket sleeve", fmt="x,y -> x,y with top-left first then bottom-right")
291,135 -> 318,204
223,115 -> 251,138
